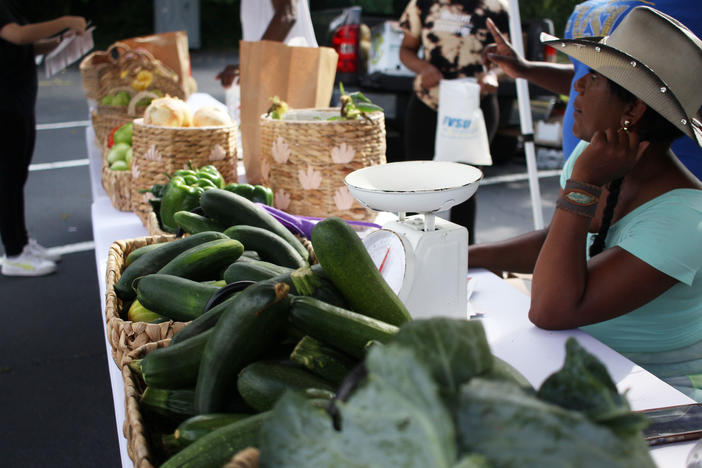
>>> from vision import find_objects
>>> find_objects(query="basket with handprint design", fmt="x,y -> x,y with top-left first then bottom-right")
260,108 -> 385,222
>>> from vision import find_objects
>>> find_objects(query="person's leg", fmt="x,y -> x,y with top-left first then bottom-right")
0,110 -> 54,276
404,93 -> 437,161
0,110 -> 32,256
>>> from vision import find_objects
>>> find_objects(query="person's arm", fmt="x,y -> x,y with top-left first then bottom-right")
33,37 -> 61,56
399,33 -> 442,90
468,228 -> 549,275
262,0 -> 298,42
483,18 -> 573,96
0,16 -> 85,46
528,129 -> 679,330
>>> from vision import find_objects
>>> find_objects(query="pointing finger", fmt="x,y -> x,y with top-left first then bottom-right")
486,18 -> 508,45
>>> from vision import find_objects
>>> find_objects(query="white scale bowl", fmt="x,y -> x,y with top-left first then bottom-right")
344,160 -> 483,214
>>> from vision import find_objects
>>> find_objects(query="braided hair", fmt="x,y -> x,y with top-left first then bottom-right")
587,75 -> 684,257
589,177 -> 623,257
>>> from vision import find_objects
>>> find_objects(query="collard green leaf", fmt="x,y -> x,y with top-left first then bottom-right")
456,378 -> 656,468
453,453 -> 491,468
537,337 -> 648,434
390,318 -> 494,397
480,355 -> 534,392
259,345 -> 455,468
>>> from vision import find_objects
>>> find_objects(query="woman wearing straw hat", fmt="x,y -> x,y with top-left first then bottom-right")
469,6 -> 702,401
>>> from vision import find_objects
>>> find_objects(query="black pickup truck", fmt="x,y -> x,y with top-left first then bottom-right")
310,2 -> 560,163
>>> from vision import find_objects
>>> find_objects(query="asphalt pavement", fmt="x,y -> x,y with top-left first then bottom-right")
0,49 -> 560,467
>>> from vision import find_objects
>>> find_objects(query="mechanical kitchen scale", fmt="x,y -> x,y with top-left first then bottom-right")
344,160 -> 482,320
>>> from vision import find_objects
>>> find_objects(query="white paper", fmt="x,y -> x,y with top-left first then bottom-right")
44,26 -> 95,78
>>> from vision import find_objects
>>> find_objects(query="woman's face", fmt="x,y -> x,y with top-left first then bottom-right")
572,71 -> 627,141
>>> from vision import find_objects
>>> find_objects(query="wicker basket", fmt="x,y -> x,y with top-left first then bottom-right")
97,44 -> 185,103
105,235 -> 188,365
91,89 -> 160,147
122,340 -> 260,468
101,146 -> 133,211
79,45 -> 121,101
260,109 -> 386,222
130,118 -> 238,226
122,340 -> 169,468
145,209 -> 174,237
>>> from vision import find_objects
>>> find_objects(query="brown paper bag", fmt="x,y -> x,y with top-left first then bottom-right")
239,40 -> 338,184
122,31 -> 193,97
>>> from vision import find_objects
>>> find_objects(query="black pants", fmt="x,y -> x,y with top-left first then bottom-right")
404,92 -> 499,244
0,109 -> 34,256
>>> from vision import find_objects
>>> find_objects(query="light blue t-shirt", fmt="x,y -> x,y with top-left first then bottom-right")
561,1 -> 702,179
561,141 -> 702,354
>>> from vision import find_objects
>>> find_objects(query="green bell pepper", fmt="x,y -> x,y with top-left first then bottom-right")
252,185 -> 274,205
224,182 -> 255,200
173,168 -> 197,178
159,176 -> 204,233
194,177 -> 218,190
223,183 -> 273,206
197,165 -> 225,189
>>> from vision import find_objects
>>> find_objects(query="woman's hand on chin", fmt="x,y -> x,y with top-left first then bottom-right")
572,128 -> 650,186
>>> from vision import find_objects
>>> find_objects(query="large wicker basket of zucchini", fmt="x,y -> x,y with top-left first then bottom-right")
105,235 -> 189,365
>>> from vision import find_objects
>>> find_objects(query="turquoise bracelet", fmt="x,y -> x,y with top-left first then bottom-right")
557,179 -> 602,218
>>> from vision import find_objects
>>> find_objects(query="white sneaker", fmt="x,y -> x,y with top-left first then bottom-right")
1,246 -> 57,277
27,238 -> 61,262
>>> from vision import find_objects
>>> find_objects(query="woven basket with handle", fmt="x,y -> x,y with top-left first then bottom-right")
260,108 -> 386,222
80,42 -> 137,101
104,235 -> 186,366
92,88 -> 163,147
101,141 -> 133,212
130,118 -> 238,228
97,43 -> 185,102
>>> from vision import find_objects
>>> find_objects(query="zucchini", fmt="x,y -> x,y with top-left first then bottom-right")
223,225 -> 307,269
169,282 -> 254,345
135,274 -> 220,322
157,238 -> 244,282
241,250 -> 261,260
137,328 -> 214,389
140,387 -> 197,423
311,217 -> 412,325
127,299 -> 166,323
199,188 -> 309,261
195,282 -> 291,413
237,360 -> 335,412
125,242 -> 165,267
160,412 -> 269,468
173,210 -> 226,234
172,413 -> 251,449
115,231 -> 228,301
223,259 -> 293,284
290,335 -> 356,385
290,295 -> 399,358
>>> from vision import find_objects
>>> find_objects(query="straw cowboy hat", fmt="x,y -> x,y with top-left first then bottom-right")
540,6 -> 702,147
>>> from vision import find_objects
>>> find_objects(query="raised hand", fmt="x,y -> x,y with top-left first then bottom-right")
482,18 -> 527,79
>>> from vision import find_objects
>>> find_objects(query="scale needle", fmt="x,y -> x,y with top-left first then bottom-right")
378,247 -> 391,273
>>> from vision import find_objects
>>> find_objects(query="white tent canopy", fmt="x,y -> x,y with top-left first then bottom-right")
507,0 -> 544,229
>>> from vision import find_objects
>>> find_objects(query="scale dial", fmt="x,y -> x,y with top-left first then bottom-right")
362,229 -> 414,297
